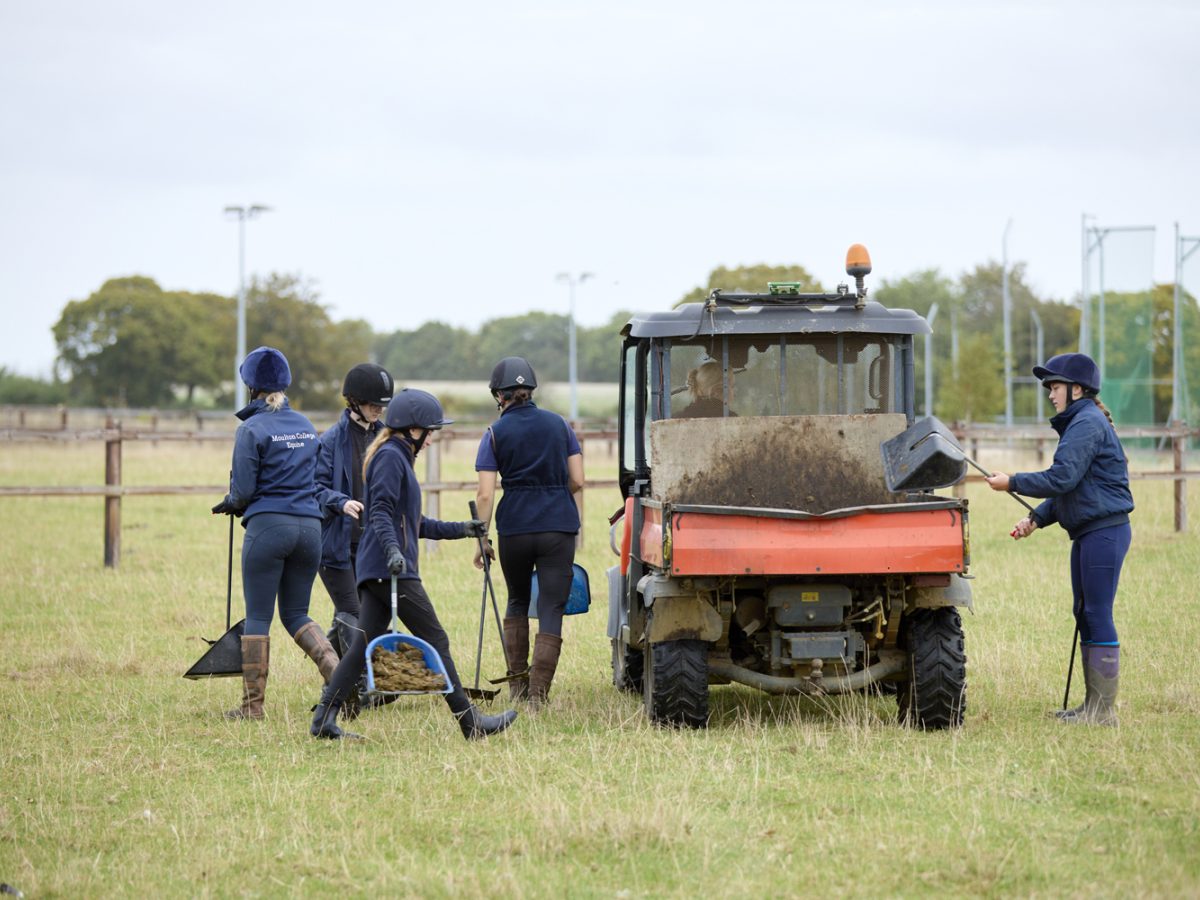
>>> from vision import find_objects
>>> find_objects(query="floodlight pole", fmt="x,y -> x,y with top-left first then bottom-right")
925,302 -> 939,417
1003,219 -> 1014,430
1172,223 -> 1200,423
225,204 -> 272,410
1030,307 -> 1045,418
556,272 -> 593,420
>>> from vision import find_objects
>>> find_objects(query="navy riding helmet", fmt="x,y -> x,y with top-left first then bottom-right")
239,346 -> 291,393
1032,353 -> 1100,394
385,388 -> 453,432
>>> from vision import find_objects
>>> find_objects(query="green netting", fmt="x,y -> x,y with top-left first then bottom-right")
1181,242 -> 1200,449
1081,229 -> 1156,429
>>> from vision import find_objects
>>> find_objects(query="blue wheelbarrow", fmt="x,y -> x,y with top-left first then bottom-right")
364,574 -> 453,698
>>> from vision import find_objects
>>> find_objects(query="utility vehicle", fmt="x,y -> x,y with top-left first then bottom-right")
607,246 -> 969,729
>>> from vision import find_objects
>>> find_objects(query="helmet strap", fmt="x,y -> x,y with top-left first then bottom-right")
403,428 -> 428,456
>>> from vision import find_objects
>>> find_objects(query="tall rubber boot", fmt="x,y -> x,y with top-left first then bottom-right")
503,616 -> 530,701
225,635 -> 269,720
310,684 -> 364,740
528,633 -> 563,708
1052,645 -> 1093,720
1062,646 -> 1119,726
445,688 -> 517,740
294,621 -> 339,684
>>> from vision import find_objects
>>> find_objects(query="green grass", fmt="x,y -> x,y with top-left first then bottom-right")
1,439 -> 1198,898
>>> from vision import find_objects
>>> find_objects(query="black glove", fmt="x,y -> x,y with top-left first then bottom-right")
461,519 -> 487,539
211,499 -> 242,517
385,545 -> 406,576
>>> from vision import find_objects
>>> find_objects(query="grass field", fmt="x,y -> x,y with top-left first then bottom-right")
1,436 -> 1198,898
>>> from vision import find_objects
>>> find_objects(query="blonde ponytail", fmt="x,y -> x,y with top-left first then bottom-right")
363,426 -> 395,482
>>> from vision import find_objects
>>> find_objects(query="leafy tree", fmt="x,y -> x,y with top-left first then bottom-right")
934,332 -> 1004,424
476,312 -> 571,383
578,311 -> 633,382
376,321 -> 482,383
243,274 -> 355,407
676,264 -> 823,306
0,368 -> 68,405
53,276 -> 229,407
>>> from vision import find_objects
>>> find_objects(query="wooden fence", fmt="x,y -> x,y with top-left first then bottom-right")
0,415 -> 1195,567
0,417 -> 619,568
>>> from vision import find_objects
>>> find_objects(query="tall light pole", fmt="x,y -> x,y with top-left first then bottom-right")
1002,218 -> 1014,430
225,204 -> 272,410
925,302 -> 939,417
556,272 -> 593,420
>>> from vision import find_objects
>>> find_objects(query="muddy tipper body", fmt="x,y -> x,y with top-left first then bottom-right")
607,245 -> 971,729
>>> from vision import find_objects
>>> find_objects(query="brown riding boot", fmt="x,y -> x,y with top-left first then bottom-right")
503,616 -> 530,701
528,633 -> 563,707
294,621 -> 340,684
225,635 -> 269,720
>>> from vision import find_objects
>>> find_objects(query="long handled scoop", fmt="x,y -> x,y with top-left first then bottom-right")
881,416 -> 1035,513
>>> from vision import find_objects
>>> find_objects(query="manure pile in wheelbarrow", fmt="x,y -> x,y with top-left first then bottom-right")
370,644 -> 447,692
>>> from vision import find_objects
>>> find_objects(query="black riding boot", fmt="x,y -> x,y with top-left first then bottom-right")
332,613 -> 365,721
310,684 -> 364,741
445,688 -> 518,740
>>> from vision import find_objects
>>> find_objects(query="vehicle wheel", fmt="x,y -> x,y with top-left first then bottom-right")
898,607 -> 966,729
612,636 -> 644,693
643,639 -> 709,729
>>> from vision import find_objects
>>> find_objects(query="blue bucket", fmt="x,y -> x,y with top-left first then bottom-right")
529,563 -> 591,618
364,633 -> 453,695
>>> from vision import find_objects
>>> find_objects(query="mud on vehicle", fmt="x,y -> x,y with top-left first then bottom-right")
607,245 -> 970,729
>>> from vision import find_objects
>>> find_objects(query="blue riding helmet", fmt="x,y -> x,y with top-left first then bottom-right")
239,346 -> 291,393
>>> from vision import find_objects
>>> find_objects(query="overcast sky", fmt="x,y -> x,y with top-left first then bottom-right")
2,1 -> 1197,377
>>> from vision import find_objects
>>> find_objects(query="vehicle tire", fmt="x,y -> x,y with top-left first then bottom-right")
612,636 -> 644,693
643,639 -> 709,729
898,607 -> 966,729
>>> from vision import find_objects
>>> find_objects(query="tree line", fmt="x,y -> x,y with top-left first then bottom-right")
3,261 -> 1196,424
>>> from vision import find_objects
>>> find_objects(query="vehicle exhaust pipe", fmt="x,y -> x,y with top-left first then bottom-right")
709,651 -> 906,695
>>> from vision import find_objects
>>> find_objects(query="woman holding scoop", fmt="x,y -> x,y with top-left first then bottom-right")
984,352 -> 1133,726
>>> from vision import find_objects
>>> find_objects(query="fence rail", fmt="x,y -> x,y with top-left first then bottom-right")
0,418 -> 620,568
1,417 -> 1194,567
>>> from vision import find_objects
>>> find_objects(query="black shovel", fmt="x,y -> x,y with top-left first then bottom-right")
183,515 -> 245,679
881,416 -> 1035,513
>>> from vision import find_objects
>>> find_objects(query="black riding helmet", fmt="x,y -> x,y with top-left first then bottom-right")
342,363 -> 394,405
489,357 -> 538,393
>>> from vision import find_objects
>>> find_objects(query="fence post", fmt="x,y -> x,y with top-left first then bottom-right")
425,439 -> 441,555
104,417 -> 122,568
1173,421 -> 1187,533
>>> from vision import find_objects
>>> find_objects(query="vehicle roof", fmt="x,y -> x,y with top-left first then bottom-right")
622,297 -> 932,339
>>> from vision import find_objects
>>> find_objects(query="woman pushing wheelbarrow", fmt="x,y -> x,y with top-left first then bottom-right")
309,388 -> 518,741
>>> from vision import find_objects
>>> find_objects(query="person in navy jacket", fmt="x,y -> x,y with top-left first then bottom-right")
309,389 -> 518,741
212,347 -> 357,721
473,357 -> 584,706
985,352 -> 1133,726
316,363 -> 393,661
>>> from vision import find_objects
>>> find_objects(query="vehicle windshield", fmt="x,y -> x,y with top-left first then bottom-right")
664,335 -> 897,418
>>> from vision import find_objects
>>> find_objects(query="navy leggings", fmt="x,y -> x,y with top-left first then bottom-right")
325,577 -> 463,702
241,513 -> 321,637
1070,522 -> 1131,646
498,531 -> 576,637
